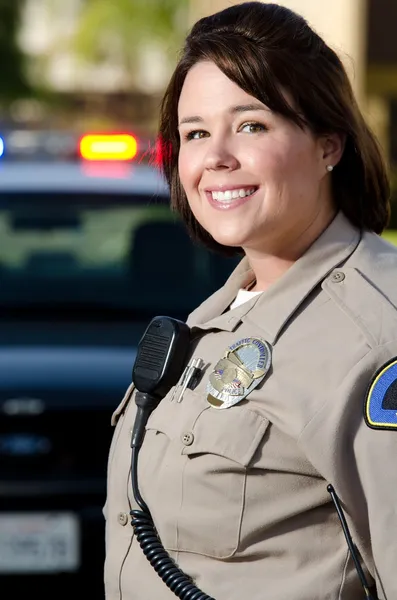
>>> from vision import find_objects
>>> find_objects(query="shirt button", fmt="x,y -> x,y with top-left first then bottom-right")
117,512 -> 129,526
331,270 -> 345,283
181,432 -> 194,446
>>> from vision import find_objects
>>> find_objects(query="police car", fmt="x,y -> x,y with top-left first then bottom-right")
0,131 -> 238,597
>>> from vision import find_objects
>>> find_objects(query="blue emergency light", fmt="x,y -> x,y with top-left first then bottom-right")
0,137 -> 4,158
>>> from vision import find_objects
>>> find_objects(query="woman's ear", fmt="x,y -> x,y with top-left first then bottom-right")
321,132 -> 346,168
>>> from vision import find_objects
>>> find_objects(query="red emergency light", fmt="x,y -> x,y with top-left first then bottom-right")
79,133 -> 138,161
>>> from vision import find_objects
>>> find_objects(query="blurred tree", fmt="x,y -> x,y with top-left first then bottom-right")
70,0 -> 190,89
0,0 -> 31,104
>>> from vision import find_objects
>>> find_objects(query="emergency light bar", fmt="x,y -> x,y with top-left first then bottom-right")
79,134 -> 138,161
0,137 -> 4,158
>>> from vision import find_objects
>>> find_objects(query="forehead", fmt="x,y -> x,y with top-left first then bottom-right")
178,61 -> 262,115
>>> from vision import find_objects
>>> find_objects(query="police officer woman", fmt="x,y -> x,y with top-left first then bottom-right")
104,3 -> 397,599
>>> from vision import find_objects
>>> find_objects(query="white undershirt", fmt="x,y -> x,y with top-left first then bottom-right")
229,288 -> 262,310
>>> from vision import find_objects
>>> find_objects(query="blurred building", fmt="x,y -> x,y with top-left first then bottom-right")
19,0 -> 170,94
17,0 -> 181,131
367,0 -> 397,172
14,0 -> 397,176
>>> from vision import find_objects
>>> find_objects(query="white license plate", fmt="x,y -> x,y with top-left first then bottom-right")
0,512 -> 80,573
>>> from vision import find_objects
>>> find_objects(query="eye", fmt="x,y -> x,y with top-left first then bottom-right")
240,122 -> 267,134
184,130 -> 210,141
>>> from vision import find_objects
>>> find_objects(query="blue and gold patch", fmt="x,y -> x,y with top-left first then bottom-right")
365,357 -> 397,430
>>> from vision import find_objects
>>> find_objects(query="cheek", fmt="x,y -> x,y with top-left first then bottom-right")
178,148 -> 201,193
285,136 -> 319,173
177,152 -> 189,191
268,145 -> 318,189
244,141 -> 295,182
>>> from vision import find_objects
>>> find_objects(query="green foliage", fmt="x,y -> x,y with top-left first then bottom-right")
72,0 -> 189,75
0,0 -> 31,102
383,229 -> 397,246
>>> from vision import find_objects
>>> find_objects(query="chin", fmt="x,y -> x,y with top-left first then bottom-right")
210,230 -> 247,248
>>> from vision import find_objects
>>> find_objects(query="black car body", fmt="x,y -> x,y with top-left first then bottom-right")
0,142 -> 238,598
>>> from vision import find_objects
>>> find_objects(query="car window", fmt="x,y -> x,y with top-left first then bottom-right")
0,192 -> 240,318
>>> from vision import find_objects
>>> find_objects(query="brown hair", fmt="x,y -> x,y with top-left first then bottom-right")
158,1 -> 390,255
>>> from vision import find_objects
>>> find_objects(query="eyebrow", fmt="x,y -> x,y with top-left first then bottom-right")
178,102 -> 269,127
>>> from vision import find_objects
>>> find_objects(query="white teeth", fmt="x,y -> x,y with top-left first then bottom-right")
211,188 -> 256,202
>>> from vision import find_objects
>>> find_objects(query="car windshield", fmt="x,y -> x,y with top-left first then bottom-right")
0,192 -> 239,318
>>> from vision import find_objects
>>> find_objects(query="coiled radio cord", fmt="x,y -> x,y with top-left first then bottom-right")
130,393 -> 215,600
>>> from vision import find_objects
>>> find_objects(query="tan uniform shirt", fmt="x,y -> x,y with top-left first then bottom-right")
104,212 -> 397,600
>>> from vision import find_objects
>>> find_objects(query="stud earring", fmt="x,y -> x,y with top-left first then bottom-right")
326,165 -> 334,172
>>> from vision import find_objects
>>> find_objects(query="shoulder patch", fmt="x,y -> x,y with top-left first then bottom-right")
365,357 -> 397,430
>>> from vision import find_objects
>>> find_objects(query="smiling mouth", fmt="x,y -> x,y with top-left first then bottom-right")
209,187 -> 258,203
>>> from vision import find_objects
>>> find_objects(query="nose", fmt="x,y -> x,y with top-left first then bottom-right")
203,138 -> 239,171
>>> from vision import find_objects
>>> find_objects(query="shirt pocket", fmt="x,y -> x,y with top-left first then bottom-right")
144,389 -> 269,559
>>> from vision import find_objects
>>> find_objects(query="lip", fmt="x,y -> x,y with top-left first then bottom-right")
205,187 -> 259,211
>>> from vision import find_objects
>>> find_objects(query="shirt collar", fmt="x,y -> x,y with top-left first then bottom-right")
188,212 -> 361,343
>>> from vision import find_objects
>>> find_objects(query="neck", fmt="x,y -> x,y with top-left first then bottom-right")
245,207 -> 337,292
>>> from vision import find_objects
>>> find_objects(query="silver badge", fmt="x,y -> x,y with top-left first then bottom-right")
207,337 -> 272,409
